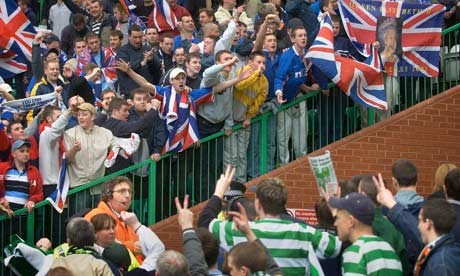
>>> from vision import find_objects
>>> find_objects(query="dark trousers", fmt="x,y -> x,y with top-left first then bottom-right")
319,88 -> 348,148
36,185 -> 67,247
155,151 -> 194,221
195,114 -> 225,202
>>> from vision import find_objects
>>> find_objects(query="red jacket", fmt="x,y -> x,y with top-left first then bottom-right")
148,4 -> 190,35
0,130 -> 39,167
0,160 -> 44,203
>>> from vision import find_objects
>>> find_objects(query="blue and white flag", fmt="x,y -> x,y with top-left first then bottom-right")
1,92 -> 56,112
46,154 -> 70,213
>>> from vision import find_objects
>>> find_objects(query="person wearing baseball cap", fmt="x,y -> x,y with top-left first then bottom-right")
63,101 -> 115,207
0,139 -> 43,220
329,192 -> 403,275
0,83 -> 15,102
0,137 -> 43,244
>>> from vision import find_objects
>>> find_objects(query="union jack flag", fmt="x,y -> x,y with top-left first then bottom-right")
339,0 -> 445,77
148,0 -> 178,33
155,85 -> 213,153
305,15 -> 387,110
46,154 -> 70,213
118,0 -> 147,30
0,50 -> 27,78
0,0 -> 36,62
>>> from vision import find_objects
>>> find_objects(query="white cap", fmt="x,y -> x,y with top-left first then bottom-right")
0,83 -> 13,93
169,67 -> 186,80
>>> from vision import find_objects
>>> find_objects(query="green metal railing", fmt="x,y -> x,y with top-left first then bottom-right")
1,21 -> 460,274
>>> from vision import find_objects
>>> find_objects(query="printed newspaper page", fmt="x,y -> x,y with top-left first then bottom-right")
308,151 -> 338,196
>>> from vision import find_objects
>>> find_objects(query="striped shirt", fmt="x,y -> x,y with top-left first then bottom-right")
91,20 -> 102,35
209,218 -> 341,276
342,235 -> 403,276
4,167 -> 30,210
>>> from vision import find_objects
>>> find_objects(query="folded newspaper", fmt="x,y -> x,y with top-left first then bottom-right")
308,151 -> 338,196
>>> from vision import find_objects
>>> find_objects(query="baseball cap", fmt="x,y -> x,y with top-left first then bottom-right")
0,83 -> 13,93
224,180 -> 247,201
64,58 -> 78,73
169,67 -> 186,80
45,48 -> 59,59
12,140 -> 31,151
78,102 -> 96,115
329,192 -> 375,226
102,243 -> 131,271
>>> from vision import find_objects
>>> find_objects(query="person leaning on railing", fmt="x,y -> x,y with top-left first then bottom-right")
274,25 -> 325,165
0,139 -> 43,240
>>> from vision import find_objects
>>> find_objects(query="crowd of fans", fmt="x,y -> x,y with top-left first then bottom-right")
3,159 -> 460,276
1,0 -> 460,275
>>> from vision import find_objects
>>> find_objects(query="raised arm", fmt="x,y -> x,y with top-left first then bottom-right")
215,20 -> 238,54
0,87 -> 15,102
373,173 -> 424,252
176,195 -> 209,276
252,15 -> 279,53
228,203 -> 285,276
63,0 -> 88,15
212,62 -> 255,94
198,165 -> 236,228
121,211 -> 165,271
116,60 -> 156,93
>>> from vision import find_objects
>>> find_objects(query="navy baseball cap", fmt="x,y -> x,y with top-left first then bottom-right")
329,192 -> 375,226
45,34 -> 60,44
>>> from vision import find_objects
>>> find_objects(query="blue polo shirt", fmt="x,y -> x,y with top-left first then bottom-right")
263,50 -> 281,101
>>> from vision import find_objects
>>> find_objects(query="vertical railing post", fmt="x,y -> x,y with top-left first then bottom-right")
26,210 -> 35,244
260,113 -> 268,175
367,108 -> 375,126
148,160 -> 157,226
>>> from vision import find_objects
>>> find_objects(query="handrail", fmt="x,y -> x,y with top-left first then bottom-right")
442,22 -> 460,35
1,21 -> 460,250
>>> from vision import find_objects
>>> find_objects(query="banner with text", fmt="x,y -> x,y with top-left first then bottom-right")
339,0 -> 444,77
1,93 -> 56,113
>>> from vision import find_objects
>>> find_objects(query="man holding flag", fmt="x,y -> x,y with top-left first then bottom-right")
305,14 -> 388,112
274,25 -> 326,165
148,0 -> 190,35
40,99 -> 80,201
39,100 -> 78,246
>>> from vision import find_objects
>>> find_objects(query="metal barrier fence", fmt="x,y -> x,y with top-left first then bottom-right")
1,22 -> 460,275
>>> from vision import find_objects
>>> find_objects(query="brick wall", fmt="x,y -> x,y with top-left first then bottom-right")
151,87 -> 460,251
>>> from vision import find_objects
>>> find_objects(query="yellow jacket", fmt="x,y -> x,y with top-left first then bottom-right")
233,65 -> 268,122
